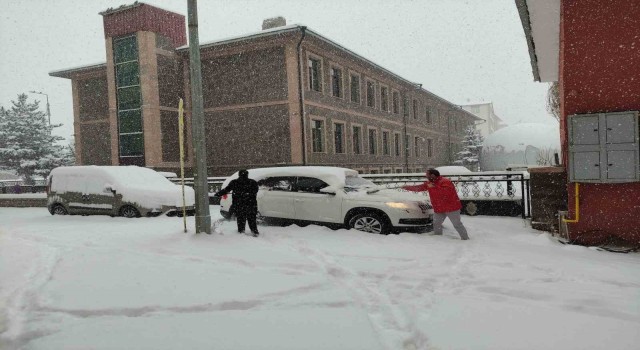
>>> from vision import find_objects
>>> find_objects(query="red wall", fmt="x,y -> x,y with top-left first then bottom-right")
103,4 -> 186,47
560,0 -> 640,245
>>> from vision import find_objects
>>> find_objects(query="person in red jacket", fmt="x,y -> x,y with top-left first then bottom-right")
403,168 -> 469,240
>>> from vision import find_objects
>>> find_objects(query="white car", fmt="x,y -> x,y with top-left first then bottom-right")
219,166 -> 433,234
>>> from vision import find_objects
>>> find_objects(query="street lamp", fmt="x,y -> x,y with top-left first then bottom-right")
29,91 -> 50,125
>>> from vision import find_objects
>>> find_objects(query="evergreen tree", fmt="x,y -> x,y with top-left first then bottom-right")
454,125 -> 484,171
0,94 -> 74,184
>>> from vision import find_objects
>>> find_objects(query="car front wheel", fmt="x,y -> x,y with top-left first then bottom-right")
348,212 -> 390,235
120,205 -> 140,218
51,204 -> 68,215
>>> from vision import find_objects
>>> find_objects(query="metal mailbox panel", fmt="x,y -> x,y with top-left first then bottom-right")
606,112 -> 637,144
606,150 -> 638,180
571,151 -> 601,181
571,115 -> 600,145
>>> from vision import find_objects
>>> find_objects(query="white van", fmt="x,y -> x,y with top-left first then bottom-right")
46,166 -> 195,218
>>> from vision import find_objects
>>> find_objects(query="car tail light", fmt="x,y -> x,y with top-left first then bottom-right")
222,194 -> 228,200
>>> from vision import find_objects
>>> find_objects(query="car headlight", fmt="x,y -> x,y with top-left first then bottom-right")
385,202 -> 412,209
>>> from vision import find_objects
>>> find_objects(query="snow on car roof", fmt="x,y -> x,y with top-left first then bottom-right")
436,166 -> 473,175
221,166 -> 359,188
51,166 -> 175,189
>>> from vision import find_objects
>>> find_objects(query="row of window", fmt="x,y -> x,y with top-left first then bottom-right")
311,119 -> 435,158
308,54 -> 461,129
114,35 -> 144,159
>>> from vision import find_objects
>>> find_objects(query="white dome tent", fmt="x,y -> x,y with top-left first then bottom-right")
481,123 -> 560,171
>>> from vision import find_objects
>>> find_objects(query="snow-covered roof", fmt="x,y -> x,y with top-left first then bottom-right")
515,0 -> 561,82
222,166 -> 359,188
49,62 -> 106,79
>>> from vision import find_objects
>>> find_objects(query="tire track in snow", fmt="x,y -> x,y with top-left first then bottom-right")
265,231 -> 432,350
0,234 -> 63,349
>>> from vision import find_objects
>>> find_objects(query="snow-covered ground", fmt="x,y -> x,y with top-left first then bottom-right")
1,207 -> 639,350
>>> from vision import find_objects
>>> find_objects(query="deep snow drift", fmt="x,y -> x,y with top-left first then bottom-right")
1,207 -> 639,350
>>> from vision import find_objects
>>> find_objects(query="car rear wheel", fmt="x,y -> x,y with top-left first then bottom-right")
349,212 -> 390,235
51,204 -> 68,215
120,205 -> 140,218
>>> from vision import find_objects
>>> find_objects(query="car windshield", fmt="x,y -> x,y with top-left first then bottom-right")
344,175 -> 376,192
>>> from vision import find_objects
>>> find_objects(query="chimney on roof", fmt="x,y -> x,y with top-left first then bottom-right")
262,16 -> 286,30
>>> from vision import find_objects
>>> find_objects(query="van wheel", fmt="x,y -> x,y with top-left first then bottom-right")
349,212 -> 390,235
52,204 -> 68,215
120,205 -> 140,218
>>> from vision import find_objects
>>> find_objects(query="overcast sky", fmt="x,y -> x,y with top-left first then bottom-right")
0,0 -> 556,141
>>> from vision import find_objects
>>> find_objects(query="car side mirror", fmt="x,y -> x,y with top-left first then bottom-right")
104,185 -> 116,194
319,186 -> 337,195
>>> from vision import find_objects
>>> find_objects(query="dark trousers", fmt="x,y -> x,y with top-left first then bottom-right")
236,204 -> 258,233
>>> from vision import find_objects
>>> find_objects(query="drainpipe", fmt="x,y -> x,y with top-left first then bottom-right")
296,26 -> 308,165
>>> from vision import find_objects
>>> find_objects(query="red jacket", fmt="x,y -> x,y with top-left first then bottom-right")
403,176 -> 462,213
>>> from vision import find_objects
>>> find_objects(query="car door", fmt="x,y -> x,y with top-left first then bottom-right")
257,176 -> 296,219
292,177 -> 343,223
82,175 -> 115,215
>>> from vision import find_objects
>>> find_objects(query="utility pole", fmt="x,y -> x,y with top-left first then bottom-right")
29,91 -> 50,125
187,0 -> 211,234
447,113 -> 452,164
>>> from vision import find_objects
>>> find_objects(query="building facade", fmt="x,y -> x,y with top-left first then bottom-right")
516,0 -> 640,245
460,102 -> 506,138
50,2 -> 479,176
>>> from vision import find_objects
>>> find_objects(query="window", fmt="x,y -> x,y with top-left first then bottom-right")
380,86 -> 389,111
403,96 -> 409,117
334,123 -> 345,154
308,57 -> 322,92
427,138 -> 433,158
120,133 -> 143,156
392,91 -> 400,114
413,100 -> 418,119
113,35 -> 143,160
382,131 -> 390,155
405,134 -> 410,157
295,177 -> 329,193
331,67 -> 343,97
366,80 -> 375,108
368,129 -> 377,155
395,168 -> 403,173
414,136 -> 420,157
370,170 -> 379,174
383,169 -> 392,174
350,74 -> 360,103
352,126 -> 362,154
394,133 -> 400,156
426,108 -> 432,124
311,119 -> 324,153
259,177 -> 294,191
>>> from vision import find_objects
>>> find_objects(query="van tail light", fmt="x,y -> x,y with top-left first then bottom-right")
222,194 -> 228,200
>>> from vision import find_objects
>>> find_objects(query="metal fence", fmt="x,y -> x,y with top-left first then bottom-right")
361,172 -> 531,218
169,171 -> 531,218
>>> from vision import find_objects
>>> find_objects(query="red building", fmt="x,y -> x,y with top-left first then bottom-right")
516,0 -> 640,245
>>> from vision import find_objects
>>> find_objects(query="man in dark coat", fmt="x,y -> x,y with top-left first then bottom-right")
403,168 -> 469,240
215,169 -> 260,236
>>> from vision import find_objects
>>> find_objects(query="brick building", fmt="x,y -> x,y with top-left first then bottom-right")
50,2 -> 479,176
516,0 -> 640,245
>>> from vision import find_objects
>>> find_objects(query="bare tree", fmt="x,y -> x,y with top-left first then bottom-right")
546,82 -> 560,122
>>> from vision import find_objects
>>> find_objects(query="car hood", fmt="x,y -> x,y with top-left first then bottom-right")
343,188 -> 430,204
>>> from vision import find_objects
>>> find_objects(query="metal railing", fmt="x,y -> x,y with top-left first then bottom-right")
169,171 -> 531,218
361,172 -> 531,218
